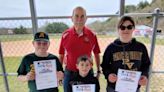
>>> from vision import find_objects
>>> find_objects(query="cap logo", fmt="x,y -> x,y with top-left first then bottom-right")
39,32 -> 45,38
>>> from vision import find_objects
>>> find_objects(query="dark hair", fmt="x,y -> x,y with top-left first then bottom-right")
117,16 -> 135,29
77,55 -> 92,64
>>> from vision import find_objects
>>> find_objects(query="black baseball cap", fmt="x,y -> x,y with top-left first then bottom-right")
34,32 -> 49,42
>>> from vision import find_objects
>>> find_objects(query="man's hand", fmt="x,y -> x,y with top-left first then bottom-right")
108,73 -> 117,83
139,75 -> 148,86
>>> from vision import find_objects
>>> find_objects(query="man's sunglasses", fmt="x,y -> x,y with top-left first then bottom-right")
119,25 -> 134,30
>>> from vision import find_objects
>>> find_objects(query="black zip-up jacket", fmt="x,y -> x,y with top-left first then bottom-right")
101,38 -> 151,89
68,72 -> 100,92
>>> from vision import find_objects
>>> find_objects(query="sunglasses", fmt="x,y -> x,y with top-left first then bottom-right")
119,25 -> 134,30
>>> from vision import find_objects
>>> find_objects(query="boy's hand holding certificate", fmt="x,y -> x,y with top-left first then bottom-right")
34,59 -> 57,90
115,69 -> 141,92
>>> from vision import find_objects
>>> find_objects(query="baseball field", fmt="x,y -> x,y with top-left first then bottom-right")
0,34 -> 164,92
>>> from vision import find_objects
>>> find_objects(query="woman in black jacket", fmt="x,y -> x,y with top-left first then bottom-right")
101,16 -> 151,92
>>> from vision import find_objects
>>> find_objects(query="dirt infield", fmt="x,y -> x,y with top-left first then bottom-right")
1,38 -> 164,70
1,39 -> 59,57
1,38 -> 114,57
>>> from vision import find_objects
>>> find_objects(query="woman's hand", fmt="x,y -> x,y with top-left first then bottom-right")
139,75 -> 148,86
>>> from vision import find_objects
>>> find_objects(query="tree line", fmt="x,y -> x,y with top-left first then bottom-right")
13,22 -> 69,34
13,1 -> 151,34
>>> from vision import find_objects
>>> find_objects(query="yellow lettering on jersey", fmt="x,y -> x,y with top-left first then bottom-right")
126,62 -> 134,69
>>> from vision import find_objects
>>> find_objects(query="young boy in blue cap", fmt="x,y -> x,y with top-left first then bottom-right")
17,32 -> 64,92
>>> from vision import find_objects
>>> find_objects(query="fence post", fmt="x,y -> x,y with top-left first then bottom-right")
0,41 -> 10,92
119,0 -> 125,16
146,8 -> 160,92
29,0 -> 38,35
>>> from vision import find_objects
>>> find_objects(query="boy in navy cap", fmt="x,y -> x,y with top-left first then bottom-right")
17,32 -> 64,92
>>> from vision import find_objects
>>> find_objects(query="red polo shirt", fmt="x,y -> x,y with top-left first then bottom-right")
59,26 -> 100,71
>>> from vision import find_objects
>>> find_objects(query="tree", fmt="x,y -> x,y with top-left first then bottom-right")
137,1 -> 149,9
45,22 -> 69,33
88,21 -> 104,33
13,25 -> 27,34
125,5 -> 137,13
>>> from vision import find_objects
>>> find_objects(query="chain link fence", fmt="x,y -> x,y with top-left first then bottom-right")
0,14 -> 164,92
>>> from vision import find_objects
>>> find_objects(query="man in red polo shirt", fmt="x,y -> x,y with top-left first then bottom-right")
59,6 -> 101,92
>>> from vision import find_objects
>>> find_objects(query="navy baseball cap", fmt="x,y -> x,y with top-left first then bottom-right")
34,32 -> 49,42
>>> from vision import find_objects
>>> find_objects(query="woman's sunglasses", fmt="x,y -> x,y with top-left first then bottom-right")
119,25 -> 134,30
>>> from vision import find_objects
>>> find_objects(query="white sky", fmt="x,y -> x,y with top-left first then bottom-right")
0,0 -> 152,17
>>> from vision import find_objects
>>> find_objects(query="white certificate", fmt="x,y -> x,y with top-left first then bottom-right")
72,84 -> 95,92
115,69 -> 141,92
34,59 -> 57,90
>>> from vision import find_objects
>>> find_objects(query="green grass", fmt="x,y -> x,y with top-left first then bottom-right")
0,34 -> 61,42
0,56 -> 25,92
0,34 -> 33,42
99,35 -> 164,45
135,36 -> 164,45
